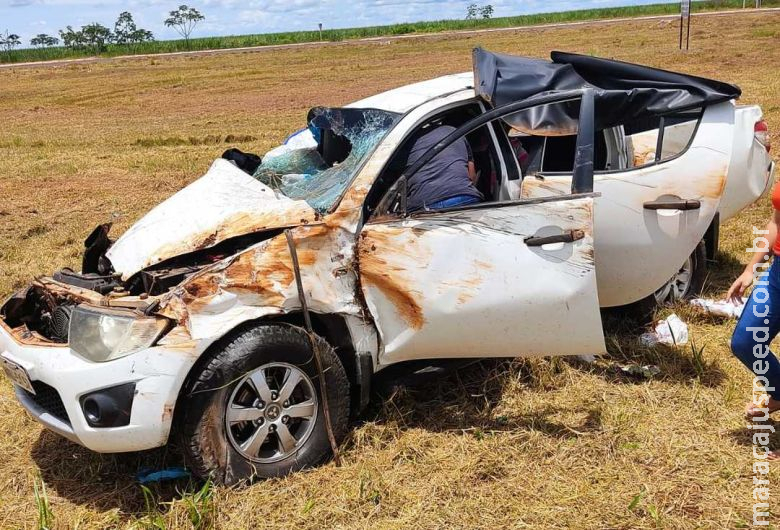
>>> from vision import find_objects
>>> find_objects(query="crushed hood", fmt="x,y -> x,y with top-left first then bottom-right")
107,158 -> 318,280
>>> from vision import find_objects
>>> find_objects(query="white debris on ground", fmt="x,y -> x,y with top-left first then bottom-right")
689,297 -> 745,319
619,363 -> 661,378
640,313 -> 689,346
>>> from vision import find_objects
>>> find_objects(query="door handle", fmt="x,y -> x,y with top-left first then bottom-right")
525,229 -> 585,247
643,199 -> 701,211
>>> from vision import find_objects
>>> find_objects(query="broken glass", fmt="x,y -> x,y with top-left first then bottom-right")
253,107 -> 400,213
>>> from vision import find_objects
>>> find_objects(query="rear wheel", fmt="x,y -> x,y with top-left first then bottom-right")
180,324 -> 350,485
611,241 -> 706,326
653,241 -> 706,304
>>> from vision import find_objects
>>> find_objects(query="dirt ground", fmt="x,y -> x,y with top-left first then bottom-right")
0,11 -> 779,529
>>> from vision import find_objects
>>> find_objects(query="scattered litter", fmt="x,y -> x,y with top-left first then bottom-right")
689,297 -> 744,319
639,313 -> 689,346
619,363 -> 661,378
136,467 -> 190,484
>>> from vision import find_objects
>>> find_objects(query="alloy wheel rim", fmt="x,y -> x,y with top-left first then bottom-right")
654,255 -> 694,304
225,362 -> 318,463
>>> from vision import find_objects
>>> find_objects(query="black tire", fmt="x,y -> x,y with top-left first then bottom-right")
653,240 -> 707,304
179,324 -> 350,486
608,241 -> 707,327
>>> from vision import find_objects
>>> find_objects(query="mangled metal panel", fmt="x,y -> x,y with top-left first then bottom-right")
359,196 -> 605,365
157,224 -> 361,341
106,159 -> 319,280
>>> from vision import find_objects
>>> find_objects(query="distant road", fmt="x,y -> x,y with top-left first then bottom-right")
1,6 -> 778,70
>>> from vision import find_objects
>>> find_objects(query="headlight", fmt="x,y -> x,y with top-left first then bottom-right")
69,305 -> 170,362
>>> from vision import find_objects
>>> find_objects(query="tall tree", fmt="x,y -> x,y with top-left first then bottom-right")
0,31 -> 21,56
164,5 -> 205,50
466,3 -> 478,19
114,11 -> 154,48
114,11 -> 138,44
479,4 -> 494,18
30,34 -> 59,48
81,23 -> 113,52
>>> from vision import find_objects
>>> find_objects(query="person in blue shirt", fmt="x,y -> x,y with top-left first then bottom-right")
404,125 -> 483,211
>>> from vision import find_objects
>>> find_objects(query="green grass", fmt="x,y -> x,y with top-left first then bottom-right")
1,0 -> 776,64
33,475 -> 53,530
136,481 -> 216,530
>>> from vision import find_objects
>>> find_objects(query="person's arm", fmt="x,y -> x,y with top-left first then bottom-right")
464,140 -> 478,184
727,209 -> 780,303
467,161 -> 477,184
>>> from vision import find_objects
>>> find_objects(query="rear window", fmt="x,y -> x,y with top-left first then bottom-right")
623,108 -> 703,168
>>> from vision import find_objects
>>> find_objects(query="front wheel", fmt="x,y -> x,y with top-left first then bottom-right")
179,324 -> 350,485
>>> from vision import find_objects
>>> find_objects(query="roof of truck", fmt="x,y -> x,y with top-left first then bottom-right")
345,50 -> 742,132
345,72 -> 473,114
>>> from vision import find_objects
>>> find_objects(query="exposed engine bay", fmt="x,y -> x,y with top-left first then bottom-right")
0,221 -> 281,344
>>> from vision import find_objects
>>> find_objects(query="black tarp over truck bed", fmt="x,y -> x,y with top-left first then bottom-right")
472,48 -> 742,134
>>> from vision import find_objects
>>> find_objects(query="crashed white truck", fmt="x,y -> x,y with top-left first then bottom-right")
0,49 -> 774,485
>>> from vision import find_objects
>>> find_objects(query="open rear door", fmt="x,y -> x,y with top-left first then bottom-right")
522,102 -> 734,307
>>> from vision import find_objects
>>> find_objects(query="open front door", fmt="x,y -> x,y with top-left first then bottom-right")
359,195 -> 604,365
358,89 -> 605,366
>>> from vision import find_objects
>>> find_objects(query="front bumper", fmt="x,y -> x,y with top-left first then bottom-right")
0,322 -> 200,453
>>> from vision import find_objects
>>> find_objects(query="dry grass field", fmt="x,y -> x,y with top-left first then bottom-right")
0,11 -> 779,529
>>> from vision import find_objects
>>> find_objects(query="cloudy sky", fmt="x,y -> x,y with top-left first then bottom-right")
1,0 -> 674,44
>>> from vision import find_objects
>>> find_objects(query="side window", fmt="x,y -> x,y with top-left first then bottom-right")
366,102 -> 505,218
500,98 -> 612,176
370,94 -> 595,218
621,108 -> 703,169
501,98 -> 580,177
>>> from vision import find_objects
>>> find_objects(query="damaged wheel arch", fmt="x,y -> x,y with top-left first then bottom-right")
171,312 -> 373,435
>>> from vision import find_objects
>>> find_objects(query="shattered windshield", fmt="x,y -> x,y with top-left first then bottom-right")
253,107 -> 400,213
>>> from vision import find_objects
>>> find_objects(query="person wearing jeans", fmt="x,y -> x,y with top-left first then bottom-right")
425,194 -> 482,209
728,183 -> 780,457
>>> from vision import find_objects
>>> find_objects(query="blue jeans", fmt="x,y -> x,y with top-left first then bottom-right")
731,257 -> 780,400
426,195 -> 481,210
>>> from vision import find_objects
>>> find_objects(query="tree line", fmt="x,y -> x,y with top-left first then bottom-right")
0,5 -> 205,55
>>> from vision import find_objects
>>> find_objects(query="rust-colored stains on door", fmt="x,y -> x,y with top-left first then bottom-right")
452,259 -> 494,306
358,226 -> 426,329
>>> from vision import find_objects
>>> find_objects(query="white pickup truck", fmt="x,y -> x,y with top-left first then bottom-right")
0,49 -> 774,485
